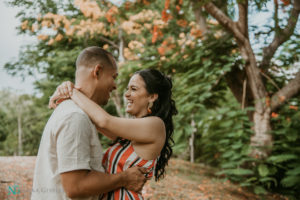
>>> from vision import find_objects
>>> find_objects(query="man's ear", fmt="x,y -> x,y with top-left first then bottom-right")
92,64 -> 103,79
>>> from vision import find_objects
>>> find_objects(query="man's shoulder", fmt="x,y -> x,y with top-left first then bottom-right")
51,100 -> 91,124
57,99 -> 84,112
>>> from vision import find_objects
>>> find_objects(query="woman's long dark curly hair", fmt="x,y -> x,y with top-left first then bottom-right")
115,68 -> 177,181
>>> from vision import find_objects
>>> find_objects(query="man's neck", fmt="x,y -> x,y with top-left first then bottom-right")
75,80 -> 93,99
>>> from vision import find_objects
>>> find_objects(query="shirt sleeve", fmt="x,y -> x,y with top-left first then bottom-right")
55,112 -> 92,174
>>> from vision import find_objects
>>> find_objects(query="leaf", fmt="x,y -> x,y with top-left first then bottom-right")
286,166 -> 300,176
281,175 -> 300,188
258,164 -> 269,177
267,154 -> 298,163
254,186 -> 267,195
259,177 -> 277,187
217,168 -> 254,176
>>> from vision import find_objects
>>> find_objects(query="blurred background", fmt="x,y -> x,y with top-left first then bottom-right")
0,0 -> 299,199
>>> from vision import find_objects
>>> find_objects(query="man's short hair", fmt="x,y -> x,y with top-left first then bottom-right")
76,46 -> 117,70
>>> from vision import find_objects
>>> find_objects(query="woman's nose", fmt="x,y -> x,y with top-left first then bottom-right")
124,90 -> 130,97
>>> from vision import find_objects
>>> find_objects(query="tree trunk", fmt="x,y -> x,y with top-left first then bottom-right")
110,28 -> 125,117
111,90 -> 124,117
118,28 -> 125,62
17,112 -> 23,156
189,116 -> 196,163
240,42 -> 272,158
251,108 -> 272,158
193,2 -> 207,35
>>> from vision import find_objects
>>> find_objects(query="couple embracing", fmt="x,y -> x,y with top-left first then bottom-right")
31,46 -> 177,200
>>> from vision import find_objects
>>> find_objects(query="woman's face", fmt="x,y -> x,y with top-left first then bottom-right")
125,74 -> 151,118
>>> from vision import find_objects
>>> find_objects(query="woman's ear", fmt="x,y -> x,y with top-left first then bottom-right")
150,93 -> 158,103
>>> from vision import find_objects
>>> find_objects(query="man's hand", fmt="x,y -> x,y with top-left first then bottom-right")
122,166 -> 148,192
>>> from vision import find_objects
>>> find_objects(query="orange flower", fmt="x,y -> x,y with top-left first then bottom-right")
190,27 -> 202,38
165,0 -> 170,10
157,39 -> 175,55
37,34 -> 48,40
105,13 -> 114,23
143,0 -> 150,5
176,5 -> 181,12
179,0 -> 183,5
161,9 -> 172,22
21,20 -> 28,30
280,0 -> 290,6
151,25 -> 163,43
48,38 -> 55,45
152,25 -> 158,43
158,46 -> 166,55
162,40 -> 168,46
176,19 -> 188,27
55,34 -> 63,41
289,105 -> 298,110
271,112 -> 279,118
105,6 -> 118,23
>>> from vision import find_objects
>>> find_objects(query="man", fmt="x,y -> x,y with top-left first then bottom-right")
31,46 -> 146,200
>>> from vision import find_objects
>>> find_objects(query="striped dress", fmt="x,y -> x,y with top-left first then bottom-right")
101,141 -> 157,200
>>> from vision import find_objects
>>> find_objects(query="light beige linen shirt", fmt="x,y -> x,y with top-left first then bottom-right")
31,100 -> 104,200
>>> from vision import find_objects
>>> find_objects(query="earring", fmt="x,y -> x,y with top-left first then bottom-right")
147,102 -> 153,114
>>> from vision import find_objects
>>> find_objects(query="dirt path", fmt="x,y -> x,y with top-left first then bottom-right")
0,157 -> 35,200
0,157 -> 286,200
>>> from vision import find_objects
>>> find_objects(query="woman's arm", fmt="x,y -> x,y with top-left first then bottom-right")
71,89 -> 165,144
96,126 -> 117,141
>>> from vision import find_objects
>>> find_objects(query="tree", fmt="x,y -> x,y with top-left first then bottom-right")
201,0 -> 300,158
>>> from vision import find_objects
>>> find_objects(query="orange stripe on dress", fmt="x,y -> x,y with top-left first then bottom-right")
117,145 -> 134,173
102,147 -> 111,170
129,190 -> 140,200
107,144 -> 122,174
145,160 -> 156,178
136,159 -> 148,168
114,188 -> 120,200
124,192 -> 129,200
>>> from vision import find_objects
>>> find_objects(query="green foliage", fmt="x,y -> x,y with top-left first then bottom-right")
195,94 -> 254,175
266,98 -> 300,198
0,110 -> 9,142
0,90 -> 51,155
194,95 -> 300,198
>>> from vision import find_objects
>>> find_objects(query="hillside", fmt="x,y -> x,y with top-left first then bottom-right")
0,157 -> 286,200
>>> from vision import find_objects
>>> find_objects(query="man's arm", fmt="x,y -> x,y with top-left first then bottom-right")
60,166 -> 147,198
55,113 -> 147,198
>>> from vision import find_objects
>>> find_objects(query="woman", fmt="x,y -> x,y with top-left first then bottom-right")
49,68 -> 177,199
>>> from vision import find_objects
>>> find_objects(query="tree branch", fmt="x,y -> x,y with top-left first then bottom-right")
274,0 -> 279,30
271,70 -> 300,111
203,2 -> 246,44
260,2 -> 300,68
99,36 -> 119,49
237,1 -> 248,37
